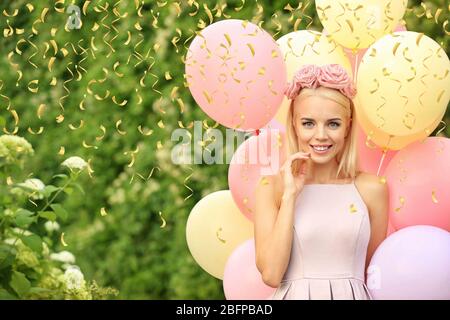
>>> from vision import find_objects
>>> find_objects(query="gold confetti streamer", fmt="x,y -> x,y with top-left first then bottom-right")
394,196 -> 405,212
137,125 -> 153,136
96,125 -> 106,141
159,212 -> 166,228
216,227 -> 226,244
68,120 -> 84,130
27,80 -> 39,93
112,96 -> 128,107
3,9 -> 18,17
183,166 -> 194,201
87,159 -> 95,178
27,127 -> 44,135
82,140 -> 98,149
116,120 -> 127,135
0,80 -> 11,110
58,147 -> 65,156
349,203 -> 358,213
431,190 -> 439,204
60,232 -> 68,247
100,207 -> 108,217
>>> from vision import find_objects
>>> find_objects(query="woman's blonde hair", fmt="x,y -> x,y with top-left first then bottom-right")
286,86 -> 358,179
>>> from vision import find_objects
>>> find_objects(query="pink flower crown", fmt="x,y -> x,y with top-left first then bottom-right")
284,64 -> 357,101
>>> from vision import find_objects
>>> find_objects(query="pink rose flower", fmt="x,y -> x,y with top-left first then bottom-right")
284,64 -> 321,100
284,64 -> 356,100
318,64 -> 356,99
294,64 -> 321,89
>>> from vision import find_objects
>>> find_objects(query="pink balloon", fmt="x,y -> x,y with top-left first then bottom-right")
394,24 -> 407,32
356,123 -> 397,176
228,120 -> 287,221
368,225 -> 450,300
185,19 -> 287,131
386,221 -> 396,237
343,47 -> 367,81
385,137 -> 450,231
223,239 -> 276,299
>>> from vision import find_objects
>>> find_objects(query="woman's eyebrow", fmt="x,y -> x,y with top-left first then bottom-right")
300,117 -> 342,121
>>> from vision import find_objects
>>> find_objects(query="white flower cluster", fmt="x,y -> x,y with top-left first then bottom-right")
63,265 -> 86,290
0,135 -> 34,162
16,178 -> 46,200
61,156 -> 88,171
50,250 -> 75,264
44,221 -> 60,233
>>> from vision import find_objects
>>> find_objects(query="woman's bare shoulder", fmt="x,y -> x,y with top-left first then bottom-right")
355,172 -> 388,212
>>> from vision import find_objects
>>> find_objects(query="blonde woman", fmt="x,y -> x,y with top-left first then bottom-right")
255,64 -> 388,300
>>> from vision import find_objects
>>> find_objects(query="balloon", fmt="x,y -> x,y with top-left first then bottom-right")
336,23 -> 407,81
356,123 -> 397,176
315,0 -> 407,50
228,120 -> 287,221
386,221 -> 396,237
385,137 -> 450,231
368,226 -> 450,300
186,190 -> 254,279
356,32 -> 449,149
274,30 -> 352,127
394,23 -> 407,32
355,95 -> 445,150
223,239 -> 276,300
185,19 -> 287,131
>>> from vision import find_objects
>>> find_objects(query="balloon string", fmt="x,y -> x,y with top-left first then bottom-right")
376,149 -> 387,177
354,51 -> 359,83
376,136 -> 392,177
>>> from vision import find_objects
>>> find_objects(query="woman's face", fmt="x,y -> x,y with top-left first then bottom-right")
293,94 -> 351,164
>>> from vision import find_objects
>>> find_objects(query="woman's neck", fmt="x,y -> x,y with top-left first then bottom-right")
304,158 -> 345,184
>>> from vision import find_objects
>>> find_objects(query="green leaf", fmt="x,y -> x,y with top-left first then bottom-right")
52,174 -> 68,180
21,234 -> 43,254
0,245 -> 16,270
0,116 -> 5,127
43,185 -> 59,198
63,187 -> 73,195
10,271 -> 31,297
50,204 -> 68,221
14,209 -> 36,228
39,211 -> 57,221
0,288 -> 17,300
71,182 -> 85,195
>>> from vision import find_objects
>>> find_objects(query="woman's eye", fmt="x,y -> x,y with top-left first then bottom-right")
302,122 -> 313,128
329,122 -> 340,128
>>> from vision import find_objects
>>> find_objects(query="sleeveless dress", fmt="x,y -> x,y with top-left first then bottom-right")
269,181 -> 372,300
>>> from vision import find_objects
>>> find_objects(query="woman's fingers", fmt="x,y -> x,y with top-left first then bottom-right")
281,152 -> 310,172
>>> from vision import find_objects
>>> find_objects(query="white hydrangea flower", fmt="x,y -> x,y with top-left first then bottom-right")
4,238 -> 17,245
44,221 -> 60,233
63,266 -> 85,290
0,135 -> 34,161
12,228 -> 32,236
18,178 -> 45,191
50,250 -> 76,264
61,156 -> 87,171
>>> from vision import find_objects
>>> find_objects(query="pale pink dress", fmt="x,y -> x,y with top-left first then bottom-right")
269,181 -> 372,300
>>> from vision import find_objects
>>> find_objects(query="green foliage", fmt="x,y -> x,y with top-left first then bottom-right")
0,134 -> 117,299
0,0 -> 448,299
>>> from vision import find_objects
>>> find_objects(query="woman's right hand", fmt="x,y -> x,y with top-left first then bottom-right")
280,152 -> 311,197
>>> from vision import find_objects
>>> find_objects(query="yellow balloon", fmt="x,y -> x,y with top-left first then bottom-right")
275,30 -> 352,127
186,190 -> 254,279
315,0 -> 407,50
356,31 -> 450,147
354,93 -> 445,150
